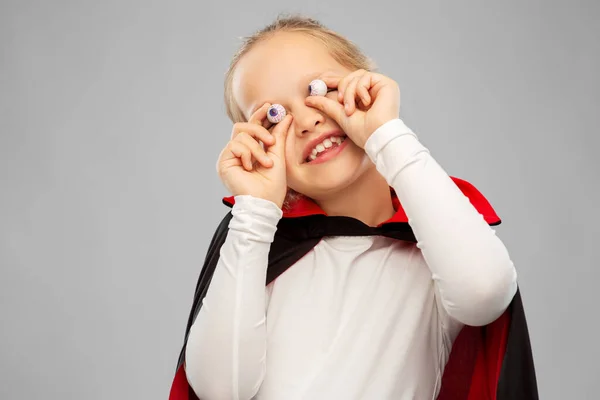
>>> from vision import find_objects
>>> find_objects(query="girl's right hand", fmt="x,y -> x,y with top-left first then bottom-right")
217,103 -> 294,209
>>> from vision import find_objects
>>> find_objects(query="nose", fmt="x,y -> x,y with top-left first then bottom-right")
292,104 -> 325,135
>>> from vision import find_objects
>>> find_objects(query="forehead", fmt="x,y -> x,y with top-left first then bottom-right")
232,32 -> 348,117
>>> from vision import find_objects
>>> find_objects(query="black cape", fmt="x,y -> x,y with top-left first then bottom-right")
169,177 -> 538,400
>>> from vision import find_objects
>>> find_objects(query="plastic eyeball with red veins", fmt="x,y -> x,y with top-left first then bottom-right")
308,79 -> 328,97
267,104 -> 286,124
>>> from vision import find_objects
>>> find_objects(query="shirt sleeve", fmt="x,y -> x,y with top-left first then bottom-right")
364,119 -> 518,327
185,195 -> 282,400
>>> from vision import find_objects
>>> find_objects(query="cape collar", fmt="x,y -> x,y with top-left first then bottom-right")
222,176 -> 501,226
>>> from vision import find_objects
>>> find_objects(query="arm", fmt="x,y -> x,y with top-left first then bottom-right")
185,195 -> 282,400
364,119 -> 518,326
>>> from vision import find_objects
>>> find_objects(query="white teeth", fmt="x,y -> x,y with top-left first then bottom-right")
306,135 -> 346,162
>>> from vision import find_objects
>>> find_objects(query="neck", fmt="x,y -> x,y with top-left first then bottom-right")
313,166 -> 396,227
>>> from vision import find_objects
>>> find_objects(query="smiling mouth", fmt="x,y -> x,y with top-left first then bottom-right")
304,135 -> 348,163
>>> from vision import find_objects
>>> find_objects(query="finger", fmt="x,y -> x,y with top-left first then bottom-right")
357,73 -> 372,107
268,114 -> 293,157
337,69 -> 366,103
236,132 -> 274,168
232,122 -> 275,146
344,75 -> 361,115
217,146 -> 242,172
228,141 -> 254,171
318,75 -> 341,93
248,103 -> 275,130
305,95 -> 346,127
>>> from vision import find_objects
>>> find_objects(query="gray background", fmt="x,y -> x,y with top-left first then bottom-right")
1,0 -> 598,399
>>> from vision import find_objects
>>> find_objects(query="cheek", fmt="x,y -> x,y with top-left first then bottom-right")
283,132 -> 298,163
283,133 -> 303,183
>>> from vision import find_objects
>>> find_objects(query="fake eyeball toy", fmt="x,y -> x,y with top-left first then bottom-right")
267,104 -> 286,124
308,79 -> 328,96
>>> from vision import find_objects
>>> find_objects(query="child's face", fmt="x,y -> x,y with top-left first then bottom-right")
232,32 -> 374,201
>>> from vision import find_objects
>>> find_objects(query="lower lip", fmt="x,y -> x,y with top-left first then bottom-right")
305,139 -> 350,165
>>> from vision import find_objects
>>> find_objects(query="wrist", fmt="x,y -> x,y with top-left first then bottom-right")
230,195 -> 282,244
364,118 -> 419,161
233,194 -> 283,211
361,115 -> 400,148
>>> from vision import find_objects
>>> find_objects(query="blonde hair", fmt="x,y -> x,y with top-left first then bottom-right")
223,14 -> 376,209
224,14 -> 376,123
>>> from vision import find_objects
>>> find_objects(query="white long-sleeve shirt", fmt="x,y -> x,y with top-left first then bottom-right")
185,119 -> 518,400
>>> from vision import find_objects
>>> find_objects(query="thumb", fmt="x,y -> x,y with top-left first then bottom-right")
305,96 -> 347,128
268,114 -> 293,160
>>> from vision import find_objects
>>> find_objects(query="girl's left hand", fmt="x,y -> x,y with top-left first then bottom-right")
304,70 -> 400,148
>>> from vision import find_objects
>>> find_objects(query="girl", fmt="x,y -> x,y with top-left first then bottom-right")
170,15 -> 537,400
